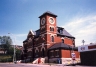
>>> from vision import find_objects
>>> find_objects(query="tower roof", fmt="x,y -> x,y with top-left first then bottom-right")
39,11 -> 57,18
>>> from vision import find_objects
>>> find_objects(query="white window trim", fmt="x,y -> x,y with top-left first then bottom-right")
50,50 -> 54,52
55,50 -> 59,51
50,34 -> 54,38
35,47 -> 39,53
49,25 -> 54,28
61,37 -> 64,39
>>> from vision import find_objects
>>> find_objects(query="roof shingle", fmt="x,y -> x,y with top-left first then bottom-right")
48,42 -> 78,50
39,11 -> 57,18
57,26 -> 75,38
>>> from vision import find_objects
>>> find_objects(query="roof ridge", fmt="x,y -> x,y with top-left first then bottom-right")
39,11 -> 57,18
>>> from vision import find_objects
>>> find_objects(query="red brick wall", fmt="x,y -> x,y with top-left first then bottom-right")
64,38 -> 73,46
55,36 -> 74,46
46,34 -> 75,50
46,15 -> 57,35
61,50 -> 80,58
55,36 -> 61,43
40,15 -> 57,34
61,50 -> 71,58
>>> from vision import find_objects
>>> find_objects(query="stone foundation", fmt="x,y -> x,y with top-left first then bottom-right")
61,58 -> 80,65
49,58 -> 80,64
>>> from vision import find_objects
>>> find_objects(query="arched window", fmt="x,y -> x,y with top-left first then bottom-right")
50,27 -> 54,31
52,28 -> 54,31
51,36 -> 54,42
36,50 -> 38,57
50,27 -> 52,31
62,39 -> 64,43
42,48 -> 45,57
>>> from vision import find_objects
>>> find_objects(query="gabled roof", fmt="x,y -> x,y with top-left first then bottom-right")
39,11 -> 57,18
23,39 -> 28,43
34,29 -> 40,38
27,30 -> 36,37
29,30 -> 35,35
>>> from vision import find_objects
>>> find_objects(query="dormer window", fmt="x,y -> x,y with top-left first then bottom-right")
60,29 -> 63,34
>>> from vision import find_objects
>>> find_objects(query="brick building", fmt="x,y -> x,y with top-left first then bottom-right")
22,11 -> 80,64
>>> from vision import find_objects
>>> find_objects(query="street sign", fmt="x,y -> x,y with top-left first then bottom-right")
71,53 -> 76,60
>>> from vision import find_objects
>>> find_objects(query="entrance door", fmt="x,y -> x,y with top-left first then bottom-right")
42,48 -> 45,57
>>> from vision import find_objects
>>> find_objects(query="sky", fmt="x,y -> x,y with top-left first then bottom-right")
0,0 -> 96,46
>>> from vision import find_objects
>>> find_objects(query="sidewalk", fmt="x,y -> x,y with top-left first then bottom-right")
27,63 -> 72,67
19,62 -> 81,66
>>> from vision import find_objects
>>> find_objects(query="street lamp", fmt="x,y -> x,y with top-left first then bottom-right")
8,33 -> 16,64
82,40 -> 85,45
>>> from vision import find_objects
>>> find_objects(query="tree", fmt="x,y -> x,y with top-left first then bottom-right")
16,48 -> 21,60
0,36 -> 12,54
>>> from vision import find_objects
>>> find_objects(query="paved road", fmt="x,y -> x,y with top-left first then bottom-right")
0,63 -> 95,67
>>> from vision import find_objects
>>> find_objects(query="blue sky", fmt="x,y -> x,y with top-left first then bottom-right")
0,0 -> 96,46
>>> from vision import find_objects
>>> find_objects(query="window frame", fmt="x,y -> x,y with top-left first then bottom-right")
50,27 -> 54,32
62,39 -> 64,43
51,36 -> 54,42
50,50 -> 54,57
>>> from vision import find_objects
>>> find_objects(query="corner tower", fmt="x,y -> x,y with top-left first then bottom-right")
39,11 -> 57,48
39,11 -> 57,34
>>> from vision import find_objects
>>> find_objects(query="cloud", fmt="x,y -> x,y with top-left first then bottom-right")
7,15 -> 96,46
61,14 -> 96,46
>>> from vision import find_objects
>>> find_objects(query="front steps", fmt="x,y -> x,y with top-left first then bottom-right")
32,58 -> 45,64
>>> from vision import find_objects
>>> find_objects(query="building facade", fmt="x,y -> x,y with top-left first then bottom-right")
22,11 -> 80,64
78,43 -> 96,66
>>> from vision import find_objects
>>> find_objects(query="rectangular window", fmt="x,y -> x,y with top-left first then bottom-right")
35,50 -> 38,57
73,40 -> 75,45
51,36 -> 54,42
55,50 -> 59,57
50,50 -> 54,57
62,39 -> 64,43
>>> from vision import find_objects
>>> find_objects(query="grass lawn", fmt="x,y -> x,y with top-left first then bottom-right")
0,55 -> 12,62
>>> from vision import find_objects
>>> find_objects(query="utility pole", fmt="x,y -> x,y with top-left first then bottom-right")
8,33 -> 16,64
